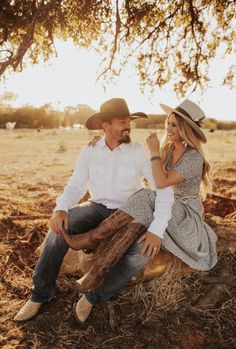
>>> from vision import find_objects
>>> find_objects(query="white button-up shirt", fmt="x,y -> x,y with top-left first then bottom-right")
55,138 -> 174,238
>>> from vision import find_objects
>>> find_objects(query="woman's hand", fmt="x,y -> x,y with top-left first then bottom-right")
88,136 -> 102,147
137,231 -> 161,259
146,132 -> 160,154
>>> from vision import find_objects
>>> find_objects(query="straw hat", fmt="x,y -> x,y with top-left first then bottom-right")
160,99 -> 207,143
85,98 -> 148,130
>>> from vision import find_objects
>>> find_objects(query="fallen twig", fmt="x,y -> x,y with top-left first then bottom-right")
9,215 -> 51,221
106,301 -> 118,331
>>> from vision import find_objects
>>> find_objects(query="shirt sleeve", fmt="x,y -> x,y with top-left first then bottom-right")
139,146 -> 174,238
174,150 -> 204,180
147,187 -> 174,238
54,147 -> 89,212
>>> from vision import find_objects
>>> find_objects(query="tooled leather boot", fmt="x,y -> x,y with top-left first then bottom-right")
75,220 -> 147,292
62,210 -> 133,252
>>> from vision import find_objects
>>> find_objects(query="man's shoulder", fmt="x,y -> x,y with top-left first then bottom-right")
80,138 -> 104,154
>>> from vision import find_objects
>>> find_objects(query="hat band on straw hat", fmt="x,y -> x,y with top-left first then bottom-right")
159,99 -> 207,143
175,107 -> 204,127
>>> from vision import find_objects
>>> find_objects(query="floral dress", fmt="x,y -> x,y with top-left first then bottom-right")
120,147 -> 218,271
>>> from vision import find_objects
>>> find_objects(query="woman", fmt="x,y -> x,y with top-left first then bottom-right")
63,99 -> 218,292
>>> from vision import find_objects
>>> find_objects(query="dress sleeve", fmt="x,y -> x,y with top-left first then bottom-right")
174,149 -> 204,180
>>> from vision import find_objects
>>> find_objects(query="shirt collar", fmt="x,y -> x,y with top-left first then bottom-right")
98,137 -> 132,152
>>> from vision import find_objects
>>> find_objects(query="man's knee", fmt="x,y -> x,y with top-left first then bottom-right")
126,252 -> 148,271
68,207 -> 82,233
126,240 -> 144,255
67,202 -> 104,234
121,241 -> 149,275
44,230 -> 68,253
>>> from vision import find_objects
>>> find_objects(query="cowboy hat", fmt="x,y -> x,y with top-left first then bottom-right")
85,98 -> 148,130
159,99 -> 207,143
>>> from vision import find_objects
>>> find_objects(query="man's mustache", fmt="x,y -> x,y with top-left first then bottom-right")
121,128 -> 131,133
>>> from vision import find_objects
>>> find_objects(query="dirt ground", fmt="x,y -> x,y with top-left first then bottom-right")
0,128 -> 235,349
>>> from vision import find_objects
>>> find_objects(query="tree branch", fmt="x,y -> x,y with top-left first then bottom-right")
96,0 -> 121,81
0,0 -> 60,76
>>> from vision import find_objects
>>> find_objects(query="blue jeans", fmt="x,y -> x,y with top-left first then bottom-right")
31,201 -> 148,304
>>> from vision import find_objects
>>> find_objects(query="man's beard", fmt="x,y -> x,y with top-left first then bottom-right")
119,129 -> 131,144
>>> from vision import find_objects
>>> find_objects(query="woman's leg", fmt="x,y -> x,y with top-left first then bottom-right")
85,239 -> 149,304
62,210 -> 133,251
75,220 -> 147,292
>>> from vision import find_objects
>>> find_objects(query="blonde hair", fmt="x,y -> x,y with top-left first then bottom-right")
161,113 -> 212,199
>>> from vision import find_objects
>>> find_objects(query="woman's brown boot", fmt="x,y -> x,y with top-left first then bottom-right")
75,220 -> 147,292
62,210 -> 133,251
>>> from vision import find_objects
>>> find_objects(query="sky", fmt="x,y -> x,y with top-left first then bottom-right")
0,39 -> 235,121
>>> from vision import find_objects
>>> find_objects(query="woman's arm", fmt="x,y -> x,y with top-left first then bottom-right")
138,232 -> 162,259
146,133 -> 184,189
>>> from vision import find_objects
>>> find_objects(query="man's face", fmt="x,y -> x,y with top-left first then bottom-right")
103,116 -> 131,144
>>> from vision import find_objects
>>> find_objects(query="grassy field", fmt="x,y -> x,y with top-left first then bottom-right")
0,128 -> 235,349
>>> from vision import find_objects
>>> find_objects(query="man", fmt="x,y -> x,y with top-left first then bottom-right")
14,98 -> 174,323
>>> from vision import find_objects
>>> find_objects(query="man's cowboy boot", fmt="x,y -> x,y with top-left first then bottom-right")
73,295 -> 93,323
62,210 -> 133,251
14,299 -> 42,322
75,220 -> 146,292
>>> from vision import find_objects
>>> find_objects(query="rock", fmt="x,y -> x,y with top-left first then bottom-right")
35,215 -> 236,282
35,232 -> 97,276
204,194 -> 236,217
205,214 -> 236,253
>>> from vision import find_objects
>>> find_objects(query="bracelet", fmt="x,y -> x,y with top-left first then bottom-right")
150,156 -> 161,161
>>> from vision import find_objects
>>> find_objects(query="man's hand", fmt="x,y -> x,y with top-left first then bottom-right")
50,210 -> 68,234
137,231 -> 161,259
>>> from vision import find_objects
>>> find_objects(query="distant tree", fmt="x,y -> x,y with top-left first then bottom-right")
0,0 -> 235,95
75,105 -> 96,125
0,106 -> 14,128
216,120 -> 236,130
0,91 -> 17,105
64,105 -> 95,126
134,114 -> 166,129
7,105 -> 61,128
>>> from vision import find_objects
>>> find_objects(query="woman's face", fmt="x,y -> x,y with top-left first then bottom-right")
166,113 -> 182,142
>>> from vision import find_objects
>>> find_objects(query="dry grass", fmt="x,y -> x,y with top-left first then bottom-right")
0,128 -> 236,349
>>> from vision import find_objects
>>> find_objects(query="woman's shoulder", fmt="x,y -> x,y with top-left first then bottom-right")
186,147 -> 204,162
174,147 -> 204,178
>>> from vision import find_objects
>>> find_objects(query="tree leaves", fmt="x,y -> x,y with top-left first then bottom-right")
0,0 -> 235,95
